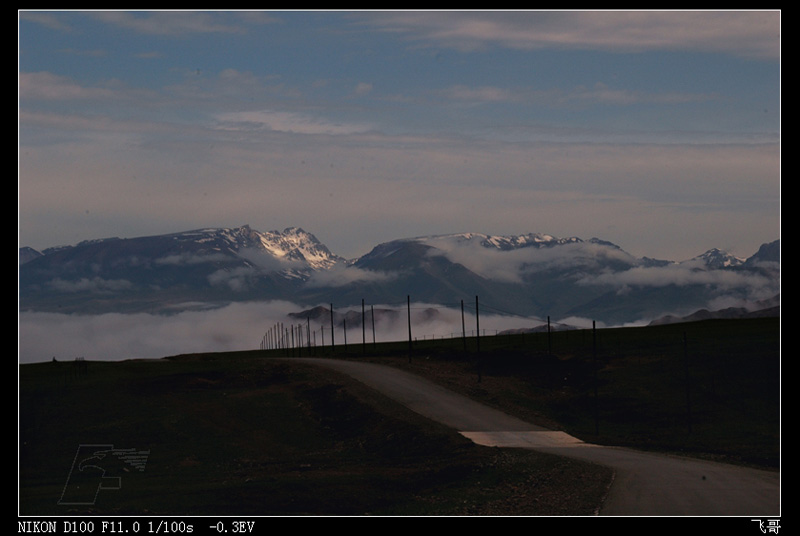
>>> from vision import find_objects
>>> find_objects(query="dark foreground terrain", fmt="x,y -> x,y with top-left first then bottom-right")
19,317 -> 778,516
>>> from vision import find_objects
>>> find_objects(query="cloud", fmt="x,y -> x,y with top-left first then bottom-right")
19,11 -> 74,32
559,82 -> 717,107
422,237 -> 636,283
440,82 -> 716,109
207,266 -> 262,292
364,11 -> 779,59
213,110 -> 374,136
18,101 -> 778,262
46,277 -> 133,293
87,11 -> 254,36
577,261 -> 779,299
304,265 -> 400,288
19,72 -> 117,101
355,82 -> 373,96
440,85 -> 518,104
421,236 -> 779,307
19,302 -> 293,363
18,300 -> 539,363
17,11 -> 779,265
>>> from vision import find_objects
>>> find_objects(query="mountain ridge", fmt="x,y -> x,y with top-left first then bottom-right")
20,225 -> 777,268
19,225 -> 780,326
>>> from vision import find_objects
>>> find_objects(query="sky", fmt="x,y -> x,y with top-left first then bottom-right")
18,10 -> 781,262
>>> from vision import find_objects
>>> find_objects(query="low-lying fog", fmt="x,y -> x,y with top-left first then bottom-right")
18,300 -> 566,364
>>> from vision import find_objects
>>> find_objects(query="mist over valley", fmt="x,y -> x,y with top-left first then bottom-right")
18,225 -> 779,363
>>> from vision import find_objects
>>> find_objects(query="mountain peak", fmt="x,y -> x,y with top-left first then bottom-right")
689,248 -> 745,269
255,226 -> 341,269
412,231 -> 581,251
19,226 -> 781,325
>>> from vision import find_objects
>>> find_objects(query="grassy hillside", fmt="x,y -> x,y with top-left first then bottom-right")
354,316 -> 780,468
19,317 -> 778,516
19,353 -> 611,516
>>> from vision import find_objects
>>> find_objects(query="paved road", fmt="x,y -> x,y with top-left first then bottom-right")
291,357 -> 780,516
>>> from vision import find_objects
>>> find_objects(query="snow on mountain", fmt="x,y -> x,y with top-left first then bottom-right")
684,248 -> 745,269
256,226 -> 343,270
407,232 -> 582,250
18,226 -> 780,324
160,224 -> 343,271
18,225 -> 346,314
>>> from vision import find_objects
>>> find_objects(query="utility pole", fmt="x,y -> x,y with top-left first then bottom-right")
475,295 -> 480,354
297,324 -> 302,356
461,299 -> 467,352
407,295 -> 412,361
371,305 -> 376,348
330,304 -> 335,353
593,320 -> 598,436
362,299 -> 366,354
684,331 -> 692,434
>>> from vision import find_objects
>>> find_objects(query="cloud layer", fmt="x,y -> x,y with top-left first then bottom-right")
18,300 -> 538,364
18,11 -> 780,365
18,11 -> 779,263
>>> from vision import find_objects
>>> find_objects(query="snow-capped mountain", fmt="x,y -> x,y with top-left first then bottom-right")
24,224 -> 342,275
19,225 -> 780,324
407,232 -> 582,250
684,248 -> 745,269
155,225 -> 344,270
18,225 -> 345,312
252,226 -> 343,270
